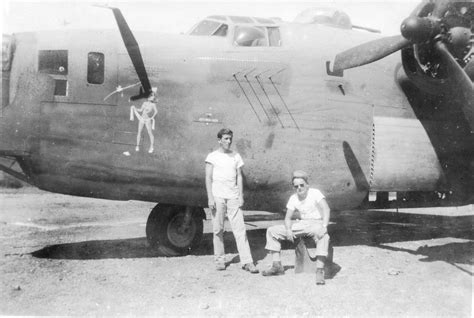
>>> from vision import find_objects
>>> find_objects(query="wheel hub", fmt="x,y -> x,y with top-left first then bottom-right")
167,213 -> 196,248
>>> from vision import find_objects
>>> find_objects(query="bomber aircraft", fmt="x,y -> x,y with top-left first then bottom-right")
1,1 -> 472,255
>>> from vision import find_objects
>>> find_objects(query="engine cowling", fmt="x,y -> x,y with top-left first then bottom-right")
401,1 -> 473,95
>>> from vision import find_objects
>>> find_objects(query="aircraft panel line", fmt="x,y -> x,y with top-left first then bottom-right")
243,72 -> 272,122
255,73 -> 284,128
269,76 -> 300,131
232,74 -> 262,123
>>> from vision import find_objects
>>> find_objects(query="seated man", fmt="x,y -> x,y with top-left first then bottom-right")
262,170 -> 330,285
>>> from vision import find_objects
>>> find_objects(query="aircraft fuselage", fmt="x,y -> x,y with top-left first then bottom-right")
1,22 -> 470,211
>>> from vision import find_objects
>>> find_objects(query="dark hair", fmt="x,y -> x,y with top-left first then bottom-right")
217,128 -> 233,139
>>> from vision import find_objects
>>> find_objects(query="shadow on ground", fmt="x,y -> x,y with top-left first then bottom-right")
377,242 -> 473,275
32,210 -> 473,275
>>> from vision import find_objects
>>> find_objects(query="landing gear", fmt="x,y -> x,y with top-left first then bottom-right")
146,204 -> 205,256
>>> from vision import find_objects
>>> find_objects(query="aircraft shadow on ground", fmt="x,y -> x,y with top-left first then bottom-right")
31,210 -> 473,275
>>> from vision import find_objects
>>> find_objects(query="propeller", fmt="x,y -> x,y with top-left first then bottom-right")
328,0 -> 473,128
435,41 -> 474,127
331,35 -> 410,73
330,1 -> 472,76
100,6 -> 152,101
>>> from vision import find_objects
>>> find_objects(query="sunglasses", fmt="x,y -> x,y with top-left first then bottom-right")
293,183 -> 306,189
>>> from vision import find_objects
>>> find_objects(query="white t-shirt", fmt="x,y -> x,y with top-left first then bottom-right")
286,188 -> 325,220
205,150 -> 244,199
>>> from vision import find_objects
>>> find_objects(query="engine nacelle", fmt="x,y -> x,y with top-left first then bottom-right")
401,1 -> 473,96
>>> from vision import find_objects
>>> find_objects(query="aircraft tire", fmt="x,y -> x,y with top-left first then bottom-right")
146,204 -> 204,256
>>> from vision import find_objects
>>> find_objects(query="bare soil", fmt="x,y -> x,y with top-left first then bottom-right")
0,187 -> 472,316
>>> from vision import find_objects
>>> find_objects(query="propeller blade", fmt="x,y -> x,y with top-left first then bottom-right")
129,86 -> 150,101
464,59 -> 474,81
106,7 -> 152,97
332,35 -> 410,73
435,41 -> 474,130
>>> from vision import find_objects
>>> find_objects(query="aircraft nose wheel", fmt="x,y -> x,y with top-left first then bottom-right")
146,204 -> 204,256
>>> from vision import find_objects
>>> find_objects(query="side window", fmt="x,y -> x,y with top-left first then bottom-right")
38,50 -> 68,75
268,27 -> 281,47
54,80 -> 68,96
234,26 -> 266,47
87,52 -> 104,84
38,50 -> 68,96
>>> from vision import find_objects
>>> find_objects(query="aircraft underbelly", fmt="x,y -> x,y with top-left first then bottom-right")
370,116 -> 444,191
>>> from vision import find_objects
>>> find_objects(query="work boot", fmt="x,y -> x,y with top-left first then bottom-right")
262,261 -> 285,276
316,268 -> 325,285
242,263 -> 259,274
215,262 -> 226,271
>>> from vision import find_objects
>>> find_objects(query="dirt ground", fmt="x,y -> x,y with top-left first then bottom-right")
0,187 -> 472,316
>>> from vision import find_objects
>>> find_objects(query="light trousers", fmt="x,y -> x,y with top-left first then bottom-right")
265,220 -> 329,256
211,197 -> 253,265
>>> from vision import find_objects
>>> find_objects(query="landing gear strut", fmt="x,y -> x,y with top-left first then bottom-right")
146,204 -> 205,256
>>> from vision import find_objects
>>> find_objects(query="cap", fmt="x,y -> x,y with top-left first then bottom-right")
292,170 -> 309,183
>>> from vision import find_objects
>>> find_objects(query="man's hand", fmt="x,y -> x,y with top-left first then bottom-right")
286,228 -> 295,243
315,225 -> 327,239
208,199 -> 216,211
238,197 -> 244,208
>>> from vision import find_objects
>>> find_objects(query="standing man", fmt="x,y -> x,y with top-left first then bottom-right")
262,170 -> 330,285
205,128 -> 259,273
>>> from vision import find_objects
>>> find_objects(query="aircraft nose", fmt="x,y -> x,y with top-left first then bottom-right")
0,72 -> 56,157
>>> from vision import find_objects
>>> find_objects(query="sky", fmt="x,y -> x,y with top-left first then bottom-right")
2,0 -> 421,36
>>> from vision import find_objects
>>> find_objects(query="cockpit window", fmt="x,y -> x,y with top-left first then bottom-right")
233,26 -> 281,47
207,15 -> 227,21
213,24 -> 228,37
234,26 -> 266,46
188,16 -> 281,45
189,20 -> 227,36
254,18 -> 276,24
229,16 -> 254,23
